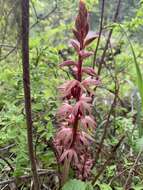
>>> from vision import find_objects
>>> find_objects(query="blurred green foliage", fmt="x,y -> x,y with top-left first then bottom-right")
0,0 -> 143,189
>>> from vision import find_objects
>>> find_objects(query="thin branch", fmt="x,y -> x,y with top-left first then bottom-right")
109,163 -> 143,185
92,0 -> 105,69
0,1 -> 19,57
0,44 -> 17,49
30,0 -> 38,20
124,150 -> 142,190
1,184 -> 9,190
38,136 -> 62,187
97,0 -> 122,75
93,1 -> 122,160
0,40 -> 19,61
30,0 -> 58,29
92,135 -> 125,185
0,0 -> 58,61
94,82 -> 119,161
0,144 -> 15,153
0,155 -> 14,172
21,0 -> 39,189
0,171 -> 57,186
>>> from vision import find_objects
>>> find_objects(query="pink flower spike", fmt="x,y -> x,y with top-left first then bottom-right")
60,60 -> 77,67
79,50 -> 93,59
54,0 -> 99,180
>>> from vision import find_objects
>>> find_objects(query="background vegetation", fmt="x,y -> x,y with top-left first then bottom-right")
0,0 -> 143,189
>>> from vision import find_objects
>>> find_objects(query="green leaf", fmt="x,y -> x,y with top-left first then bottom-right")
94,182 -> 112,190
136,137 -> 143,151
86,183 -> 94,190
62,179 -> 93,190
132,185 -> 143,190
118,24 -> 143,137
86,0 -> 98,10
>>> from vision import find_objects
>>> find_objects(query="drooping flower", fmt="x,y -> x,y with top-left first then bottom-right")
55,127 -> 73,148
60,60 -> 77,67
82,77 -> 100,87
69,39 -> 80,52
82,67 -> 96,76
57,103 -> 73,119
81,77 -> 100,93
76,131 -> 93,147
59,149 -> 78,165
80,115 -> 96,130
58,80 -> 83,99
72,100 -> 92,116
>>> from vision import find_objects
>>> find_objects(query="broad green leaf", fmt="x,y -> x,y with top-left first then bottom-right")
98,184 -> 112,190
62,179 -> 86,190
94,182 -> 112,190
62,179 -> 93,190
136,136 -> 143,151
132,185 -> 143,190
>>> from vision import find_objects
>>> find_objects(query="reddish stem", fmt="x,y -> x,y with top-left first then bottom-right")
71,44 -> 83,147
77,55 -> 83,82
71,114 -> 79,147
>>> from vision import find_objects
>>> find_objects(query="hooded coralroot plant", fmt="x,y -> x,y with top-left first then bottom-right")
54,0 -> 99,184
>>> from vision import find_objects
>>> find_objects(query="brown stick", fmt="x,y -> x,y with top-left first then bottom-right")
0,155 -> 14,172
97,0 -> 122,75
92,0 -> 105,69
30,0 -> 58,28
21,0 -> 39,189
124,150 -> 142,190
94,83 -> 119,161
0,171 -> 57,186
94,31 -> 120,162
92,135 -> 125,185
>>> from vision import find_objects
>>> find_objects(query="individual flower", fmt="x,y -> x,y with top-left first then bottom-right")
55,127 -> 73,148
81,77 -> 100,93
59,149 -> 78,165
57,103 -> 73,119
60,60 -> 77,67
80,115 -> 96,130
82,67 -> 96,76
72,100 -> 92,116
58,80 -> 83,99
